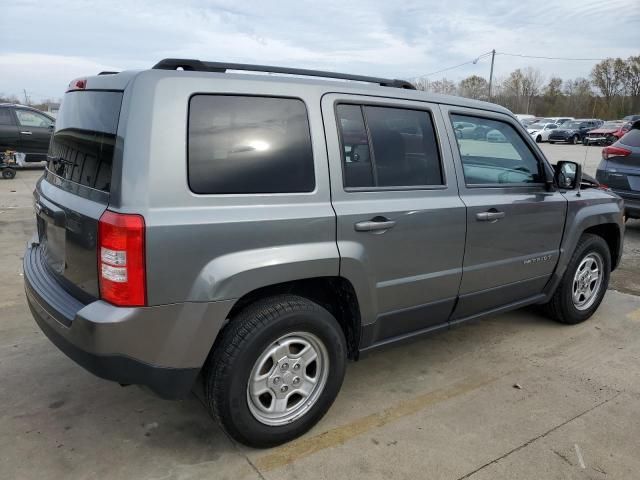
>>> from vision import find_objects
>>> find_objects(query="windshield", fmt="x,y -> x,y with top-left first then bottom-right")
601,122 -> 621,129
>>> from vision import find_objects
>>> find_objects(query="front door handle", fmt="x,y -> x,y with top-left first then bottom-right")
354,217 -> 396,232
20,131 -> 33,135
476,210 -> 505,222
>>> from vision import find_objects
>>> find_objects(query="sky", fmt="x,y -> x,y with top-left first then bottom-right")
1,0 -> 639,102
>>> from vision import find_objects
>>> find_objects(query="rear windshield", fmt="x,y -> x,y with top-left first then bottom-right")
620,129 -> 640,147
47,91 -> 123,192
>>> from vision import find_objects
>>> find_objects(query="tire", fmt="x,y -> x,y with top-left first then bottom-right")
571,135 -> 579,145
204,294 -> 347,448
544,234 -> 610,324
536,135 -> 542,143
549,141 -> 555,144
606,135 -> 617,145
582,137 -> 589,146
2,168 -> 16,179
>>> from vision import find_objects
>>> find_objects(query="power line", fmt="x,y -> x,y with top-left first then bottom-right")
497,52 -> 606,61
416,52 -> 493,78
413,50 -> 606,80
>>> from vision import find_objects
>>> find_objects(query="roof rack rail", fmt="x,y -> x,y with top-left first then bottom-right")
152,58 -> 416,90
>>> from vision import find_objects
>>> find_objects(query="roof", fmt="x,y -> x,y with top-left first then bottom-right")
71,59 -> 514,116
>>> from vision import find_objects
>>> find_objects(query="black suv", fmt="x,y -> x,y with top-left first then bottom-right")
548,119 -> 601,144
0,104 -> 55,163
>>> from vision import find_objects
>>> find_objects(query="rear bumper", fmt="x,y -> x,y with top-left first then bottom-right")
615,191 -> 640,218
24,242 -> 235,399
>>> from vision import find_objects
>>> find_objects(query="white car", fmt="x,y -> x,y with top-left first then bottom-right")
527,122 -> 558,143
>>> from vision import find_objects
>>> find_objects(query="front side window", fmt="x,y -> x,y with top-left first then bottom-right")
450,114 -> 542,186
15,109 -> 53,128
188,95 -> 315,194
337,104 -> 443,189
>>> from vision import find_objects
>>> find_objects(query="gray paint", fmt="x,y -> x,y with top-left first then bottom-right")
25,66 -> 625,380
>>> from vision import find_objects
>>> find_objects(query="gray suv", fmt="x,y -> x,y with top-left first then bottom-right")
24,59 -> 624,447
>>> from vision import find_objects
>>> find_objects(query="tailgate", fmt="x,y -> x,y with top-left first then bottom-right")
35,90 -> 123,300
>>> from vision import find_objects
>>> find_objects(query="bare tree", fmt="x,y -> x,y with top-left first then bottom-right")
413,78 -> 430,91
458,75 -> 489,100
591,58 -> 627,107
429,78 -> 457,96
522,67 -> 544,114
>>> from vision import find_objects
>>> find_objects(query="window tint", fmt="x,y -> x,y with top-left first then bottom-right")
188,95 -> 314,194
0,108 -> 14,125
450,114 -> 542,185
620,129 -> 640,147
337,104 -> 443,189
15,109 -> 53,128
47,91 -> 123,192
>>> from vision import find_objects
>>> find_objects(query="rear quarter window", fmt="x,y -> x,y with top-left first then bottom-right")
188,95 -> 315,194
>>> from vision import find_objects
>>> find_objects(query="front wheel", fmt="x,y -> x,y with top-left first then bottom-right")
536,135 -> 542,143
606,135 -> 617,145
543,234 -> 610,324
549,141 -> 555,144
204,295 -> 347,448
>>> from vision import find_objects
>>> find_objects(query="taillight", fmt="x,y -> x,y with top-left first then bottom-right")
602,145 -> 631,160
98,210 -> 146,307
67,78 -> 87,91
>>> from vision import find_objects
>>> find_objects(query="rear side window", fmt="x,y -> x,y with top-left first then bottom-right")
188,95 -> 315,194
337,104 -> 443,189
48,91 -> 122,192
0,108 -> 14,125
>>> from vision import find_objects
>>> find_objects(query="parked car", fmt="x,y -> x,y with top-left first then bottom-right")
527,122 -> 558,143
584,121 -> 631,145
622,114 -> 640,122
453,120 -> 492,140
486,129 -> 507,142
24,59 -> 624,448
541,117 -> 574,126
548,119 -> 601,144
521,117 -> 543,127
595,128 -> 640,219
0,103 -> 55,164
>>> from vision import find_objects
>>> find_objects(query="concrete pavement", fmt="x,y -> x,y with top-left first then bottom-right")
1,161 -> 639,480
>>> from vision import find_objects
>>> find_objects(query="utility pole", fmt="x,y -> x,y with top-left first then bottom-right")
23,89 -> 29,105
488,49 -> 496,101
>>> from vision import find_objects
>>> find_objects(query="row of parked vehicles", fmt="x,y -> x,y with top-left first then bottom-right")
516,114 -> 640,146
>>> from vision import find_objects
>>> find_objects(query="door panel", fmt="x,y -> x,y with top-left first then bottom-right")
322,94 -> 466,346
0,107 -> 19,151
441,106 -> 567,318
15,108 -> 54,161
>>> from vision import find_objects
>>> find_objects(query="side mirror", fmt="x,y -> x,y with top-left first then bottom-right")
555,161 -> 582,190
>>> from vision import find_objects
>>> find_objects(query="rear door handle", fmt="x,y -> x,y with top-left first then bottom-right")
354,217 -> 396,232
476,211 -> 505,222
20,131 -> 33,135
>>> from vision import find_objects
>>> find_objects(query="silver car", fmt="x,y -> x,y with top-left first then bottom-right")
24,59 -> 624,447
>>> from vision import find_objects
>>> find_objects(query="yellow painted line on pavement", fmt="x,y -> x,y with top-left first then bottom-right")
254,374 -> 496,472
626,308 -> 640,321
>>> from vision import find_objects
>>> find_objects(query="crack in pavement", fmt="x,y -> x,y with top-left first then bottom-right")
456,391 -> 622,480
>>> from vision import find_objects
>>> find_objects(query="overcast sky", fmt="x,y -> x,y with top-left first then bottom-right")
1,0 -> 639,101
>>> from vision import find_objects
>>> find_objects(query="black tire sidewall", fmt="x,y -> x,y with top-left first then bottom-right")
558,236 -> 611,323
213,302 -> 346,447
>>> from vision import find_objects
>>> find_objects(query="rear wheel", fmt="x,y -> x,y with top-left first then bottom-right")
543,234 -> 610,324
204,294 -> 347,448
549,141 -> 555,144
582,137 -> 589,146
571,135 -> 579,145
1,168 -> 16,179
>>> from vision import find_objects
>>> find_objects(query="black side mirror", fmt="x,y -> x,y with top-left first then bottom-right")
555,161 -> 582,190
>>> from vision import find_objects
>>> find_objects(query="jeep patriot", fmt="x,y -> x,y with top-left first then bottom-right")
24,59 -> 624,447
